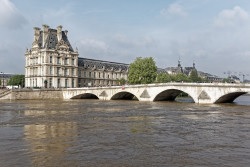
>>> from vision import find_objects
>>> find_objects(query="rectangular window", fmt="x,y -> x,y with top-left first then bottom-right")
89,72 -> 91,78
72,59 -> 74,65
72,69 -> 74,76
49,78 -> 52,88
50,56 -> 53,63
94,72 -> 96,78
84,71 -> 86,77
64,68 -> 67,76
65,79 -> 68,88
72,79 -> 74,88
57,57 -> 60,65
57,67 -> 60,76
57,79 -> 60,88
65,58 -> 68,65
50,66 -> 52,75
78,70 -> 82,77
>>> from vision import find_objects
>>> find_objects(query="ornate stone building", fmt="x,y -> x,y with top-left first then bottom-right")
25,25 -> 79,88
25,25 -> 128,88
78,58 -> 128,87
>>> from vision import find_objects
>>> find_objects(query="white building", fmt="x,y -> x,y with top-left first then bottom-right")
78,58 -> 128,87
25,25 -> 78,88
25,25 -> 128,88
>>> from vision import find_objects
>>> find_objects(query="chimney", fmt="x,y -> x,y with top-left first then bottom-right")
57,25 -> 63,41
42,24 -> 49,47
33,27 -> 40,42
64,30 -> 68,36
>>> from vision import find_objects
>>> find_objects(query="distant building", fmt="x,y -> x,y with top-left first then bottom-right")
244,79 -> 250,83
228,75 -> 241,83
25,25 -> 128,88
198,71 -> 223,83
0,73 -> 15,88
78,58 -> 128,87
165,60 -> 196,76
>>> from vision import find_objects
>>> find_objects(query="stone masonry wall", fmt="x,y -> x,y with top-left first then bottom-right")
9,89 -> 63,100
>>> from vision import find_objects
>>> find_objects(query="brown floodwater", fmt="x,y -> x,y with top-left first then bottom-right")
0,96 -> 250,167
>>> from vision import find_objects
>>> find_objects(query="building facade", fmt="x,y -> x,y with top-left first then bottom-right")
25,25 -> 78,88
25,25 -> 128,88
78,58 -> 128,87
165,60 -> 196,76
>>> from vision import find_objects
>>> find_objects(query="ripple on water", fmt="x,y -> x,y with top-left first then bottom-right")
0,99 -> 250,167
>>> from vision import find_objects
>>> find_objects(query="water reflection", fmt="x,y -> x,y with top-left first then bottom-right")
24,122 -> 77,166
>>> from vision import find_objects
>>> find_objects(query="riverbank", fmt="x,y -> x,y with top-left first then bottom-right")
0,89 -> 63,100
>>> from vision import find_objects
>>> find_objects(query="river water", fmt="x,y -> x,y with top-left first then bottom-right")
0,96 -> 250,167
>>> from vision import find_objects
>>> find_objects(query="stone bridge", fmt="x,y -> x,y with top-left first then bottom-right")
62,83 -> 250,104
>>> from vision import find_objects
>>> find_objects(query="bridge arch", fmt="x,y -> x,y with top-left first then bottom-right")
71,93 -> 99,99
153,89 -> 195,102
214,92 -> 247,103
111,91 -> 139,100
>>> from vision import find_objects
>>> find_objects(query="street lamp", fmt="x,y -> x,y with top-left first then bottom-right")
239,73 -> 249,83
0,72 -> 4,88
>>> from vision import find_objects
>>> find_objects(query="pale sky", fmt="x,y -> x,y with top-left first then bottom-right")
0,0 -> 250,79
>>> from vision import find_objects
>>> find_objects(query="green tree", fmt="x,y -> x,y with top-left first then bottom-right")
8,75 -> 25,87
189,69 -> 202,82
222,78 -> 234,83
117,78 -> 126,85
156,72 -> 172,83
172,73 -> 191,82
128,57 -> 157,84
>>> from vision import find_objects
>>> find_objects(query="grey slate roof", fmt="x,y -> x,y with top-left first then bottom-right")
36,29 -> 74,51
78,57 -> 129,72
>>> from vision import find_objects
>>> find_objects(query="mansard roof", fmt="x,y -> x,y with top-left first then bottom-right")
34,27 -> 74,52
78,57 -> 129,72
157,68 -> 166,73
165,67 -> 183,74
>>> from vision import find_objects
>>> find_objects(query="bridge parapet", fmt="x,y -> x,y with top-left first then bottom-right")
62,83 -> 250,104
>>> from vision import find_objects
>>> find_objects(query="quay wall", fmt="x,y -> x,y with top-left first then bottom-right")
3,89 -> 63,100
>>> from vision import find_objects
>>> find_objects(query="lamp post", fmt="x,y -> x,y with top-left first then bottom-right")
0,72 -> 4,88
239,73 -> 249,83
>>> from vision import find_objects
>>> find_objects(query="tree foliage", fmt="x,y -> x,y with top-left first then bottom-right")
189,69 -> 202,82
8,75 -> 25,87
222,78 -> 234,83
156,72 -> 172,83
117,78 -> 126,85
128,57 -> 157,84
172,73 -> 191,82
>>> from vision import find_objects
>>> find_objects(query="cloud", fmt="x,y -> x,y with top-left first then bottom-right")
79,39 -> 109,51
113,34 -> 156,49
78,38 -> 110,55
161,3 -> 187,17
0,0 -> 27,29
214,6 -> 249,27
43,4 -> 74,20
